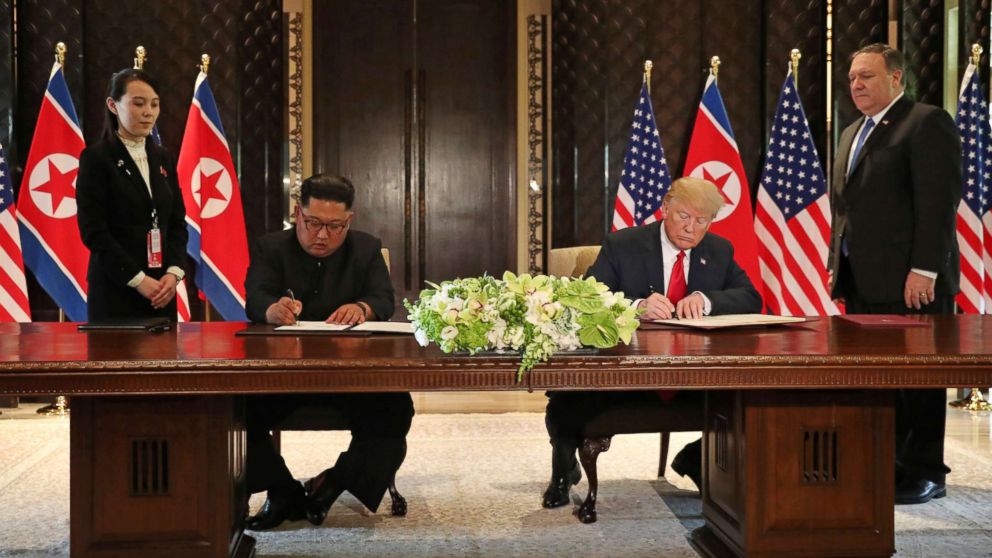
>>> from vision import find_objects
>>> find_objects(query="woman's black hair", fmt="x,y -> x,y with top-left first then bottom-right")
103,68 -> 160,141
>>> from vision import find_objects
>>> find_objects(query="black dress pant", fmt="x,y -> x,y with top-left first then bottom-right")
838,257 -> 952,484
246,393 -> 414,512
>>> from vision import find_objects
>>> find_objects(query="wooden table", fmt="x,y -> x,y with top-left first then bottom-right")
1,316 -> 990,558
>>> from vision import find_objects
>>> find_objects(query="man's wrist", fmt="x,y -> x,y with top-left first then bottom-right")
355,301 -> 372,319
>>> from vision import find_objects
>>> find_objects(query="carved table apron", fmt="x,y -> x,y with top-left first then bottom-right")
1,317 -> 990,558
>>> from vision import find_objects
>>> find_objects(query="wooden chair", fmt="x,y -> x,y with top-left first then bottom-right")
270,248 -> 407,516
546,245 -> 705,523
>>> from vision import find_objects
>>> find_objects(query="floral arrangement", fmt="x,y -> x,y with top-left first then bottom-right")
404,272 -> 640,381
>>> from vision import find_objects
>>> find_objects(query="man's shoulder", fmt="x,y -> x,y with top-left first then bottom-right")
698,232 -> 733,254
347,229 -> 384,252
256,228 -> 296,249
604,222 -> 659,246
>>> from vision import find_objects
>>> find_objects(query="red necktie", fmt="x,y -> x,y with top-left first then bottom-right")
658,250 -> 687,402
667,251 -> 687,304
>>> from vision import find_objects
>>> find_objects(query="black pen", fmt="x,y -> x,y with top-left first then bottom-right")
286,288 -> 299,325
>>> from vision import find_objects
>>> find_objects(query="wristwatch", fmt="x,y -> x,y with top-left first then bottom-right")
356,301 -> 372,318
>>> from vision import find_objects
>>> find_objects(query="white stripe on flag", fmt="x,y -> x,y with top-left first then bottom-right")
0,211 -> 28,296
16,213 -> 87,300
200,252 -> 246,307
43,89 -> 84,142
756,190 -> 836,315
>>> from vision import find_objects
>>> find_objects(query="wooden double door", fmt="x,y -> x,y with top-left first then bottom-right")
313,0 -> 516,305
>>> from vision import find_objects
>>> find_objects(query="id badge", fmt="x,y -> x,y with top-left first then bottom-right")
147,228 -> 163,268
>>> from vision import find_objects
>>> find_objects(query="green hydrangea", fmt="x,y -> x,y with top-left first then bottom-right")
404,273 -> 641,382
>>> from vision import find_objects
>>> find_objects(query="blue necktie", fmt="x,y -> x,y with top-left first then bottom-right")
846,117 -> 875,178
842,117 -> 875,257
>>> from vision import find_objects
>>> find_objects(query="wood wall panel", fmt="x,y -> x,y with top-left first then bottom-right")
901,0 -> 945,106
764,0 -> 827,172
960,0 -> 991,99
831,0 -> 888,144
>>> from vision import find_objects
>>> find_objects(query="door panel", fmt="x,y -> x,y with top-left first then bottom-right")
313,0 -> 514,306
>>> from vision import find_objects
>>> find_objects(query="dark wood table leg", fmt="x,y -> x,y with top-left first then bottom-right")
71,395 -> 254,558
690,390 -> 895,558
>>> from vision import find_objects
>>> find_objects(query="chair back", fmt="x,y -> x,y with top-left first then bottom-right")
381,247 -> 391,273
547,245 -> 601,278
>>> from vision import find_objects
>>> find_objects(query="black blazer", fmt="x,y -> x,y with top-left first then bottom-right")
586,221 -> 762,315
76,136 -> 187,321
829,95 -> 962,304
244,228 -> 395,323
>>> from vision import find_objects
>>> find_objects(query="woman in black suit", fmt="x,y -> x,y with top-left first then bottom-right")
77,69 -> 187,321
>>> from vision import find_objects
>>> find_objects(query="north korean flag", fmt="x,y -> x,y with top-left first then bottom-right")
16,62 -> 88,321
683,73 -> 763,294
177,71 -> 248,321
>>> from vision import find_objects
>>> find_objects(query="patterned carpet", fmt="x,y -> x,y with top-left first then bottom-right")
1,412 -> 991,557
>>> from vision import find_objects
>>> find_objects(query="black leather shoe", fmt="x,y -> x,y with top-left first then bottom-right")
305,468 -> 345,526
246,486 -> 307,531
895,479 -> 946,505
671,438 -> 702,492
542,462 -> 581,509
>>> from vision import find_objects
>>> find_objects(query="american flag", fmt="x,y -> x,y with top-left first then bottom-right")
611,82 -> 673,231
755,69 -> 838,316
0,142 -> 31,321
955,63 -> 992,315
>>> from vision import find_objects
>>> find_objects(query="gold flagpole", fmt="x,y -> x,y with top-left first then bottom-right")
40,41 -> 71,417
710,55 -> 720,83
790,49 -> 801,89
134,45 -> 146,70
948,45 -> 992,412
198,53 -> 213,323
643,60 -> 653,94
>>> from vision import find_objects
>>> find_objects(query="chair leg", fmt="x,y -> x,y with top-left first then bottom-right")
658,431 -> 670,478
388,478 -> 407,516
271,430 -> 282,454
389,440 -> 408,516
576,436 -> 612,524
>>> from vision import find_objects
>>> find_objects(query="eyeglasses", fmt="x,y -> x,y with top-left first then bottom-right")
299,210 -> 352,236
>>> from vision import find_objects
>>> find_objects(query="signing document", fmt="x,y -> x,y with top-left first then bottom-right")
653,314 -> 805,329
275,321 -> 415,333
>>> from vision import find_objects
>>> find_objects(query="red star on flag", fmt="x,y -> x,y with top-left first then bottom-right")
702,166 -> 734,205
33,159 -> 78,214
197,167 -> 227,206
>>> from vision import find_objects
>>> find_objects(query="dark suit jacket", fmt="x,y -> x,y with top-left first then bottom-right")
829,95 -> 962,304
76,136 -> 187,321
244,228 -> 394,322
586,221 -> 762,315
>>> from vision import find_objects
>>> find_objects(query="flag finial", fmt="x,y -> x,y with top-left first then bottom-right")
199,53 -> 210,75
643,60 -> 653,93
972,43 -> 983,66
710,56 -> 720,82
790,49 -> 801,89
134,46 -> 146,70
55,42 -> 66,66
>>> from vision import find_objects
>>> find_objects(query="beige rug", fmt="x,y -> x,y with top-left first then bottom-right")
1,413 -> 991,557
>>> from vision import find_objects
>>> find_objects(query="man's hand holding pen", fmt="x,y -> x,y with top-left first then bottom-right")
265,289 -> 303,326
638,292 -> 707,320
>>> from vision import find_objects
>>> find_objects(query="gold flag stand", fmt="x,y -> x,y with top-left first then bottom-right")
37,43 -> 71,417
948,44 -> 992,413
